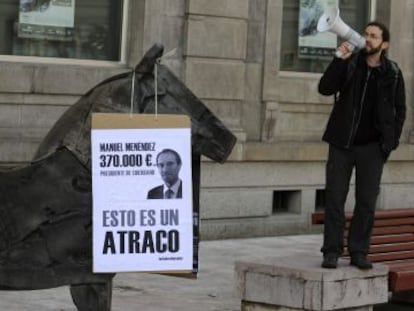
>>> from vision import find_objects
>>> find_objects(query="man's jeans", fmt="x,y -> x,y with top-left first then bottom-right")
321,143 -> 385,256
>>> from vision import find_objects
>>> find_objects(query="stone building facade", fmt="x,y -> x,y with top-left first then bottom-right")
0,0 -> 413,239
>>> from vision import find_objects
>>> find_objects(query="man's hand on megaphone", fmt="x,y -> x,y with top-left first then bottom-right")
336,42 -> 353,59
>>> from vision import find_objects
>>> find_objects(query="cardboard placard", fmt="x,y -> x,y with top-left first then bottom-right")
91,113 -> 194,274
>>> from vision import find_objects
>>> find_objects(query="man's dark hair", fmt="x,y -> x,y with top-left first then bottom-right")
366,21 -> 390,42
156,149 -> 182,165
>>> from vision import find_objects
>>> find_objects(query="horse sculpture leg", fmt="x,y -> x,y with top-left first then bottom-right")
70,280 -> 113,311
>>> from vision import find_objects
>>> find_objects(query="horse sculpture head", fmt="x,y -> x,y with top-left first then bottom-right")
33,43 -> 237,167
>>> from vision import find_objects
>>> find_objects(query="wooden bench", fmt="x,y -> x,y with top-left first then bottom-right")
312,208 -> 414,294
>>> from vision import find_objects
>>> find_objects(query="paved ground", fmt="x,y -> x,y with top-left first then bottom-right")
0,234 -> 411,310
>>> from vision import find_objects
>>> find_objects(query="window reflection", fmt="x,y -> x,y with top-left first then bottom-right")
0,0 -> 123,61
281,0 -> 369,73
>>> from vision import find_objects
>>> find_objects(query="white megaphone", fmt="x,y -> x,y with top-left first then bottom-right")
317,7 -> 366,58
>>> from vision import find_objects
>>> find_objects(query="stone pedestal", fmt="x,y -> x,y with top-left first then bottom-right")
235,255 -> 389,311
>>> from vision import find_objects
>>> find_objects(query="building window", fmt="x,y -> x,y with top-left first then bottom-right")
315,189 -> 326,211
0,0 -> 124,61
272,190 -> 301,214
280,0 -> 371,73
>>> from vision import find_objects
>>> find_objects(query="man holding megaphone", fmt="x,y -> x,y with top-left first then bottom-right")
318,21 -> 406,269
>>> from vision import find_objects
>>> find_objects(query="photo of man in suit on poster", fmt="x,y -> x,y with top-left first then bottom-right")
147,148 -> 183,199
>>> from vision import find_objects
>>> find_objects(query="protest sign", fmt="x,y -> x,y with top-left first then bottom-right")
91,113 -> 194,274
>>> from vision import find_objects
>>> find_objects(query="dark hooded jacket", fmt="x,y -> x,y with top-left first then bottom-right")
319,51 -> 406,158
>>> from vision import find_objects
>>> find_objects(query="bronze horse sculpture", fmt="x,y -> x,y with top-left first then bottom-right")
0,44 -> 236,310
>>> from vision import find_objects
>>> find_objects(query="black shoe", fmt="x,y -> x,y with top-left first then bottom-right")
322,253 -> 338,269
350,254 -> 373,269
